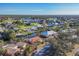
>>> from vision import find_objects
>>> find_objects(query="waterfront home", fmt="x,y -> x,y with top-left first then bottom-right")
24,21 -> 31,25
2,44 -> 20,56
59,22 -> 64,25
29,36 -> 42,43
22,18 -> 43,23
47,23 -> 54,27
11,17 -> 21,20
60,28 -> 77,33
54,22 -> 59,26
5,48 -> 20,56
71,35 -> 78,39
3,44 -> 17,49
13,27 -> 19,31
66,35 -> 78,40
4,23 -> 12,27
16,33 -> 24,36
26,28 -> 35,33
0,16 -> 8,20
37,24 -> 43,28
16,42 -> 27,48
40,30 -> 57,37
22,18 -> 34,23
31,26 -> 38,31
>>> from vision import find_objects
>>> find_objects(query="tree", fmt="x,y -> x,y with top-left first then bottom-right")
63,22 -> 70,29
0,48 -> 7,56
75,52 -> 79,56
2,30 -> 16,41
23,45 -> 34,56
13,20 -> 24,25
0,40 -> 4,46
2,30 -> 10,41
47,31 -> 75,56
9,30 -> 16,41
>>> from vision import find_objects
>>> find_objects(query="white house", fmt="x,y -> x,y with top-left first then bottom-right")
41,30 -> 58,37
47,31 -> 57,36
31,26 -> 38,31
37,24 -> 43,28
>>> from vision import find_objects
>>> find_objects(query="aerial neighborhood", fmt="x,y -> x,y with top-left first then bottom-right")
0,15 -> 79,56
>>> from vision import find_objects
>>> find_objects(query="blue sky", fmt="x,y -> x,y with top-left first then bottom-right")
0,3 -> 79,15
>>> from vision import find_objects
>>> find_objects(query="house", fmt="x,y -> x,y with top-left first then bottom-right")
47,23 -> 54,27
16,42 -> 27,48
3,44 -> 17,49
31,26 -> 38,31
5,48 -> 20,56
0,16 -> 8,20
60,28 -> 77,34
60,29 -> 68,33
69,28 -> 77,32
22,18 -> 43,23
24,22 -> 31,25
22,18 -> 33,23
37,24 -> 43,28
16,33 -> 24,36
59,22 -> 64,25
0,27 -> 5,32
71,35 -> 78,39
26,28 -> 34,33
2,44 -> 20,56
13,27 -> 19,31
40,30 -> 57,37
11,17 -> 21,20
29,36 -> 42,43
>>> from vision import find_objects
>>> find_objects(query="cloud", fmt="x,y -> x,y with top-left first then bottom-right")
32,9 -> 43,11
49,9 -> 79,15
0,8 -> 26,12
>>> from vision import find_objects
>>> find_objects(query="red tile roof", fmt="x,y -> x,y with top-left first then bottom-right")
31,36 -> 41,43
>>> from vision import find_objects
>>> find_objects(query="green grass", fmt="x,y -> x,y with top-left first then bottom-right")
17,22 -> 41,29
31,23 -> 40,26
0,19 -> 17,24
17,25 -> 33,29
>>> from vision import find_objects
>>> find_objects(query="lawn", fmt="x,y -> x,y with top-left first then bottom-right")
0,19 -> 17,23
17,22 -> 41,29
17,25 -> 33,29
31,22 -> 40,26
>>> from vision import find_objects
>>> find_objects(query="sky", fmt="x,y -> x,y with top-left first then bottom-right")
0,3 -> 79,15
